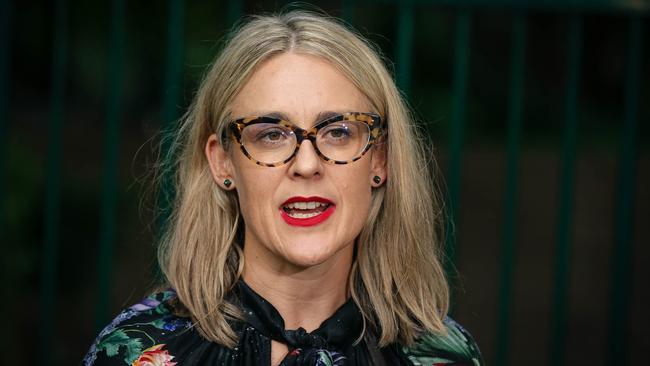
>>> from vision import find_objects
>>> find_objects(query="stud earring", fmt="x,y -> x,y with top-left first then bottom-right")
224,179 -> 232,188
373,176 -> 381,184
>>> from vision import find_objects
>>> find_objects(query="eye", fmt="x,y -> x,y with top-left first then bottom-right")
321,123 -> 352,140
258,129 -> 286,142
327,128 -> 349,138
246,124 -> 292,145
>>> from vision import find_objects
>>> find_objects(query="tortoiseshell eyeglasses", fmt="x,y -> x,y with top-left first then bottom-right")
227,112 -> 383,167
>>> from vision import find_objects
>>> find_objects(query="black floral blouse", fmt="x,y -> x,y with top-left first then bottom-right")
83,281 -> 483,365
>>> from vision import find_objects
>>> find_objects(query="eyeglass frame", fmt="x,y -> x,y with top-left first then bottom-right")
225,112 -> 384,167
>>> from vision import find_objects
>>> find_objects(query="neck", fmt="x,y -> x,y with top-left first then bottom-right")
242,247 -> 353,332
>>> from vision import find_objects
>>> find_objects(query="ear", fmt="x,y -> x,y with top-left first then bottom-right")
369,143 -> 387,187
205,133 -> 236,190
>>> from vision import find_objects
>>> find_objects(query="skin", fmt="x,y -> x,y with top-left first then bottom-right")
206,52 -> 386,365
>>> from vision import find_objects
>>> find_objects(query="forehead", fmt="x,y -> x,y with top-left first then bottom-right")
229,52 -> 371,126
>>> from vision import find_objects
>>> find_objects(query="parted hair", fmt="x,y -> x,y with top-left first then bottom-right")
157,9 -> 449,348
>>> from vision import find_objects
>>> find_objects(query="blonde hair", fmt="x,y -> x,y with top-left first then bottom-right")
157,9 -> 449,348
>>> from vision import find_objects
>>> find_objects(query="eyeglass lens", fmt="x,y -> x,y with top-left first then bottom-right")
240,120 -> 370,164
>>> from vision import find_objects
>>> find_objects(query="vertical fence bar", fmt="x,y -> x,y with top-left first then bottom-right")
162,0 -> 184,148
0,0 -> 12,359
550,15 -> 582,366
396,0 -> 414,96
0,0 -> 11,251
495,13 -> 526,366
39,0 -> 68,364
607,16 -> 642,366
341,0 -> 355,24
96,0 -> 125,330
228,0 -> 243,26
0,0 -> 11,233
158,0 -> 184,239
446,10 -> 471,282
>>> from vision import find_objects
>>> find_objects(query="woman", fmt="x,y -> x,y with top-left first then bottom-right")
84,10 -> 483,366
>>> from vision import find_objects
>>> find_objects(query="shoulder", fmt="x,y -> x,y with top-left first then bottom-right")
403,316 -> 484,366
82,289 -> 193,366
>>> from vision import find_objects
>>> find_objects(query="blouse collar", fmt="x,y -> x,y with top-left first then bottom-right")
235,280 -> 364,351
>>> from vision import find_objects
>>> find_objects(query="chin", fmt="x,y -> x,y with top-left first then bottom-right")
282,240 -> 352,269
285,248 -> 333,268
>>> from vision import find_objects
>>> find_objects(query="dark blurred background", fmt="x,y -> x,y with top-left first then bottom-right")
1,0 -> 649,365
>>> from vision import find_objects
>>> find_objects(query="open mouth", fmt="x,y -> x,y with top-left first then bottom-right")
280,197 -> 335,226
282,201 -> 331,218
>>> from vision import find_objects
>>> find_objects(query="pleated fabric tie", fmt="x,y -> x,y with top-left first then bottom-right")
235,281 -> 363,365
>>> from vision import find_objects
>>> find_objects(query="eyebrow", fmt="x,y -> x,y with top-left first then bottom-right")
256,110 -> 345,125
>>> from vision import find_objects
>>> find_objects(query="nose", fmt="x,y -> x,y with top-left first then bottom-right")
288,139 -> 322,179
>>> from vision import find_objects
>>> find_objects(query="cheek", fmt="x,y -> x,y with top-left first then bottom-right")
232,166 -> 280,221
339,166 -> 373,211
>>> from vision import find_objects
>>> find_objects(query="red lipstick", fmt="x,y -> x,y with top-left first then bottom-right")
280,196 -> 335,227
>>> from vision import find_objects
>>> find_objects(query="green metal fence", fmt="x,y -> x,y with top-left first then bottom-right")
2,0 -> 646,364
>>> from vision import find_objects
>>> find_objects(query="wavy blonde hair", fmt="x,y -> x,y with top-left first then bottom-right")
157,9 -> 448,348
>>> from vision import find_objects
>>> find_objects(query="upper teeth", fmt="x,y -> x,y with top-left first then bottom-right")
284,201 -> 326,210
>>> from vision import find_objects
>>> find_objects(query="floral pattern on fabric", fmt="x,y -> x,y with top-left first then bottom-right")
83,290 -> 190,366
83,284 -> 483,365
285,348 -> 346,366
131,344 -> 177,366
404,317 -> 483,366
314,349 -> 346,366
